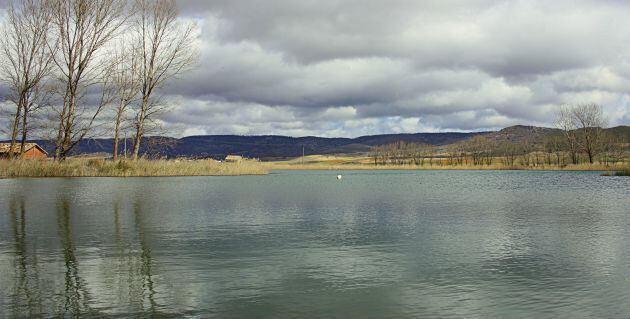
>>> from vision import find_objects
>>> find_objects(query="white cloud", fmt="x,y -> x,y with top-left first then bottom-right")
4,0 -> 630,139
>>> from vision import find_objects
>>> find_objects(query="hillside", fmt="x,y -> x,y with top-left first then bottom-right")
488,125 -> 563,142
6,125 -> 628,160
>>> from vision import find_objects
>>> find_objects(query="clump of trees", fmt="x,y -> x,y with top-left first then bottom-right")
371,141 -> 437,166
555,103 -> 607,164
370,104 -> 627,167
0,0 -> 197,161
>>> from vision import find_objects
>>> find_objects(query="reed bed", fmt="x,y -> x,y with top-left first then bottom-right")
266,154 -> 625,171
265,162 -> 620,171
0,158 -> 268,178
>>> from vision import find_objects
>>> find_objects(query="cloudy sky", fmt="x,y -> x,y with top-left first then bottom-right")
5,0 -> 630,138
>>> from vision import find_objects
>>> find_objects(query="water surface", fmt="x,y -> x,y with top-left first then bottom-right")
1,170 -> 629,318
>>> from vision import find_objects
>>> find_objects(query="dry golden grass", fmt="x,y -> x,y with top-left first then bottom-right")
0,158 -> 268,178
265,155 -> 626,171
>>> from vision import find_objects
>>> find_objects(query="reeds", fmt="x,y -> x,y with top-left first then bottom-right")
0,158 -> 268,178
265,154 -> 626,171
265,162 -> 621,171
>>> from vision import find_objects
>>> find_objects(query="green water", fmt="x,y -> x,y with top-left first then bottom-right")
1,170 -> 629,318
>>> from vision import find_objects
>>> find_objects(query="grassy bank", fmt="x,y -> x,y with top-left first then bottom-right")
0,158 -> 268,178
265,155 -> 627,171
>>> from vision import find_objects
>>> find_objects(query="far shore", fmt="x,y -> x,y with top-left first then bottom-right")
1,157 -> 628,179
263,154 -> 628,173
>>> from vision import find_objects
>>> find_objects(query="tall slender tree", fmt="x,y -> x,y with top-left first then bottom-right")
0,0 -> 54,159
49,0 -> 127,160
109,42 -> 141,161
130,0 -> 197,160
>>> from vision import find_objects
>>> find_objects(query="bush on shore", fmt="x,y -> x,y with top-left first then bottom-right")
0,158 -> 268,178
611,168 -> 630,176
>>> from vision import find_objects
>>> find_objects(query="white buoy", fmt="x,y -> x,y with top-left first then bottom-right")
337,174 -> 342,180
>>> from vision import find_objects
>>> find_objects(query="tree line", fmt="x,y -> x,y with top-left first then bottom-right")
371,104 -> 628,167
1,0 -> 197,160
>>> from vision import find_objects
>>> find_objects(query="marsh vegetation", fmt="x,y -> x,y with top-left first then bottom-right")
0,158 -> 267,178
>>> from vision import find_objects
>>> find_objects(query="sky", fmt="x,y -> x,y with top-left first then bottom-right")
4,0 -> 630,138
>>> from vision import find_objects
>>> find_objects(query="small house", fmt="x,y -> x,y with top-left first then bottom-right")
0,143 -> 48,159
225,155 -> 243,162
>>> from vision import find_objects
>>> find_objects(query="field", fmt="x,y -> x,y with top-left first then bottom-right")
0,158 -> 268,178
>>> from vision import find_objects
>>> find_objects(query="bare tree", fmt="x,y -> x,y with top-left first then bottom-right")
555,105 -> 580,164
49,0 -> 127,160
130,0 -> 197,160
572,103 -> 607,164
463,135 -> 494,165
600,133 -> 621,166
544,135 -> 566,166
108,42 -> 141,160
498,141 -> 518,166
0,0 -> 54,159
555,103 -> 607,164
447,143 -> 465,166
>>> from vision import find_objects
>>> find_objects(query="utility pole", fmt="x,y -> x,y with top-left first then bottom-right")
302,145 -> 305,165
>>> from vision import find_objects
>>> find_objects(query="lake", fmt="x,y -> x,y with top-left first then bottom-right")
1,170 -> 629,318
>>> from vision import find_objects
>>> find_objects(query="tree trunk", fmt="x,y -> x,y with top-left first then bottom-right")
54,92 -> 70,160
19,102 -> 28,154
131,129 -> 142,160
8,93 -> 26,160
60,94 -> 77,159
113,124 -> 121,161
132,97 -> 149,160
112,100 -> 125,161
8,105 -> 22,160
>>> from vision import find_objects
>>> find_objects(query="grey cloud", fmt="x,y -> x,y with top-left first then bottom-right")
159,0 -> 630,137
5,0 -> 630,139
187,0 -> 627,74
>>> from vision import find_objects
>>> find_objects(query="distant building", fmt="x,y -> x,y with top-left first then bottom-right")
0,143 -> 48,159
224,155 -> 243,162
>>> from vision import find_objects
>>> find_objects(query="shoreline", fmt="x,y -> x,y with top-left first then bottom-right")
1,158 -> 627,179
2,164 -> 627,179
264,163 -> 626,172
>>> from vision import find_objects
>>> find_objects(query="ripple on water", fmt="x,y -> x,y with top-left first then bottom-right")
0,170 -> 629,318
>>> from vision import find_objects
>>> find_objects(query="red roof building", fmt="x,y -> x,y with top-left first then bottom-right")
0,143 -> 48,159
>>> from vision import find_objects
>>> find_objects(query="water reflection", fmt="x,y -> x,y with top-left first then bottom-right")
8,196 -> 42,317
0,172 -> 629,318
1,191 -> 165,317
56,197 -> 92,317
133,199 -> 158,315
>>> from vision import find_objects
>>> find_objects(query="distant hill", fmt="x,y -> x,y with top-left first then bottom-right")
488,125 -> 563,142
6,125 -> 628,160
606,125 -> 630,137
